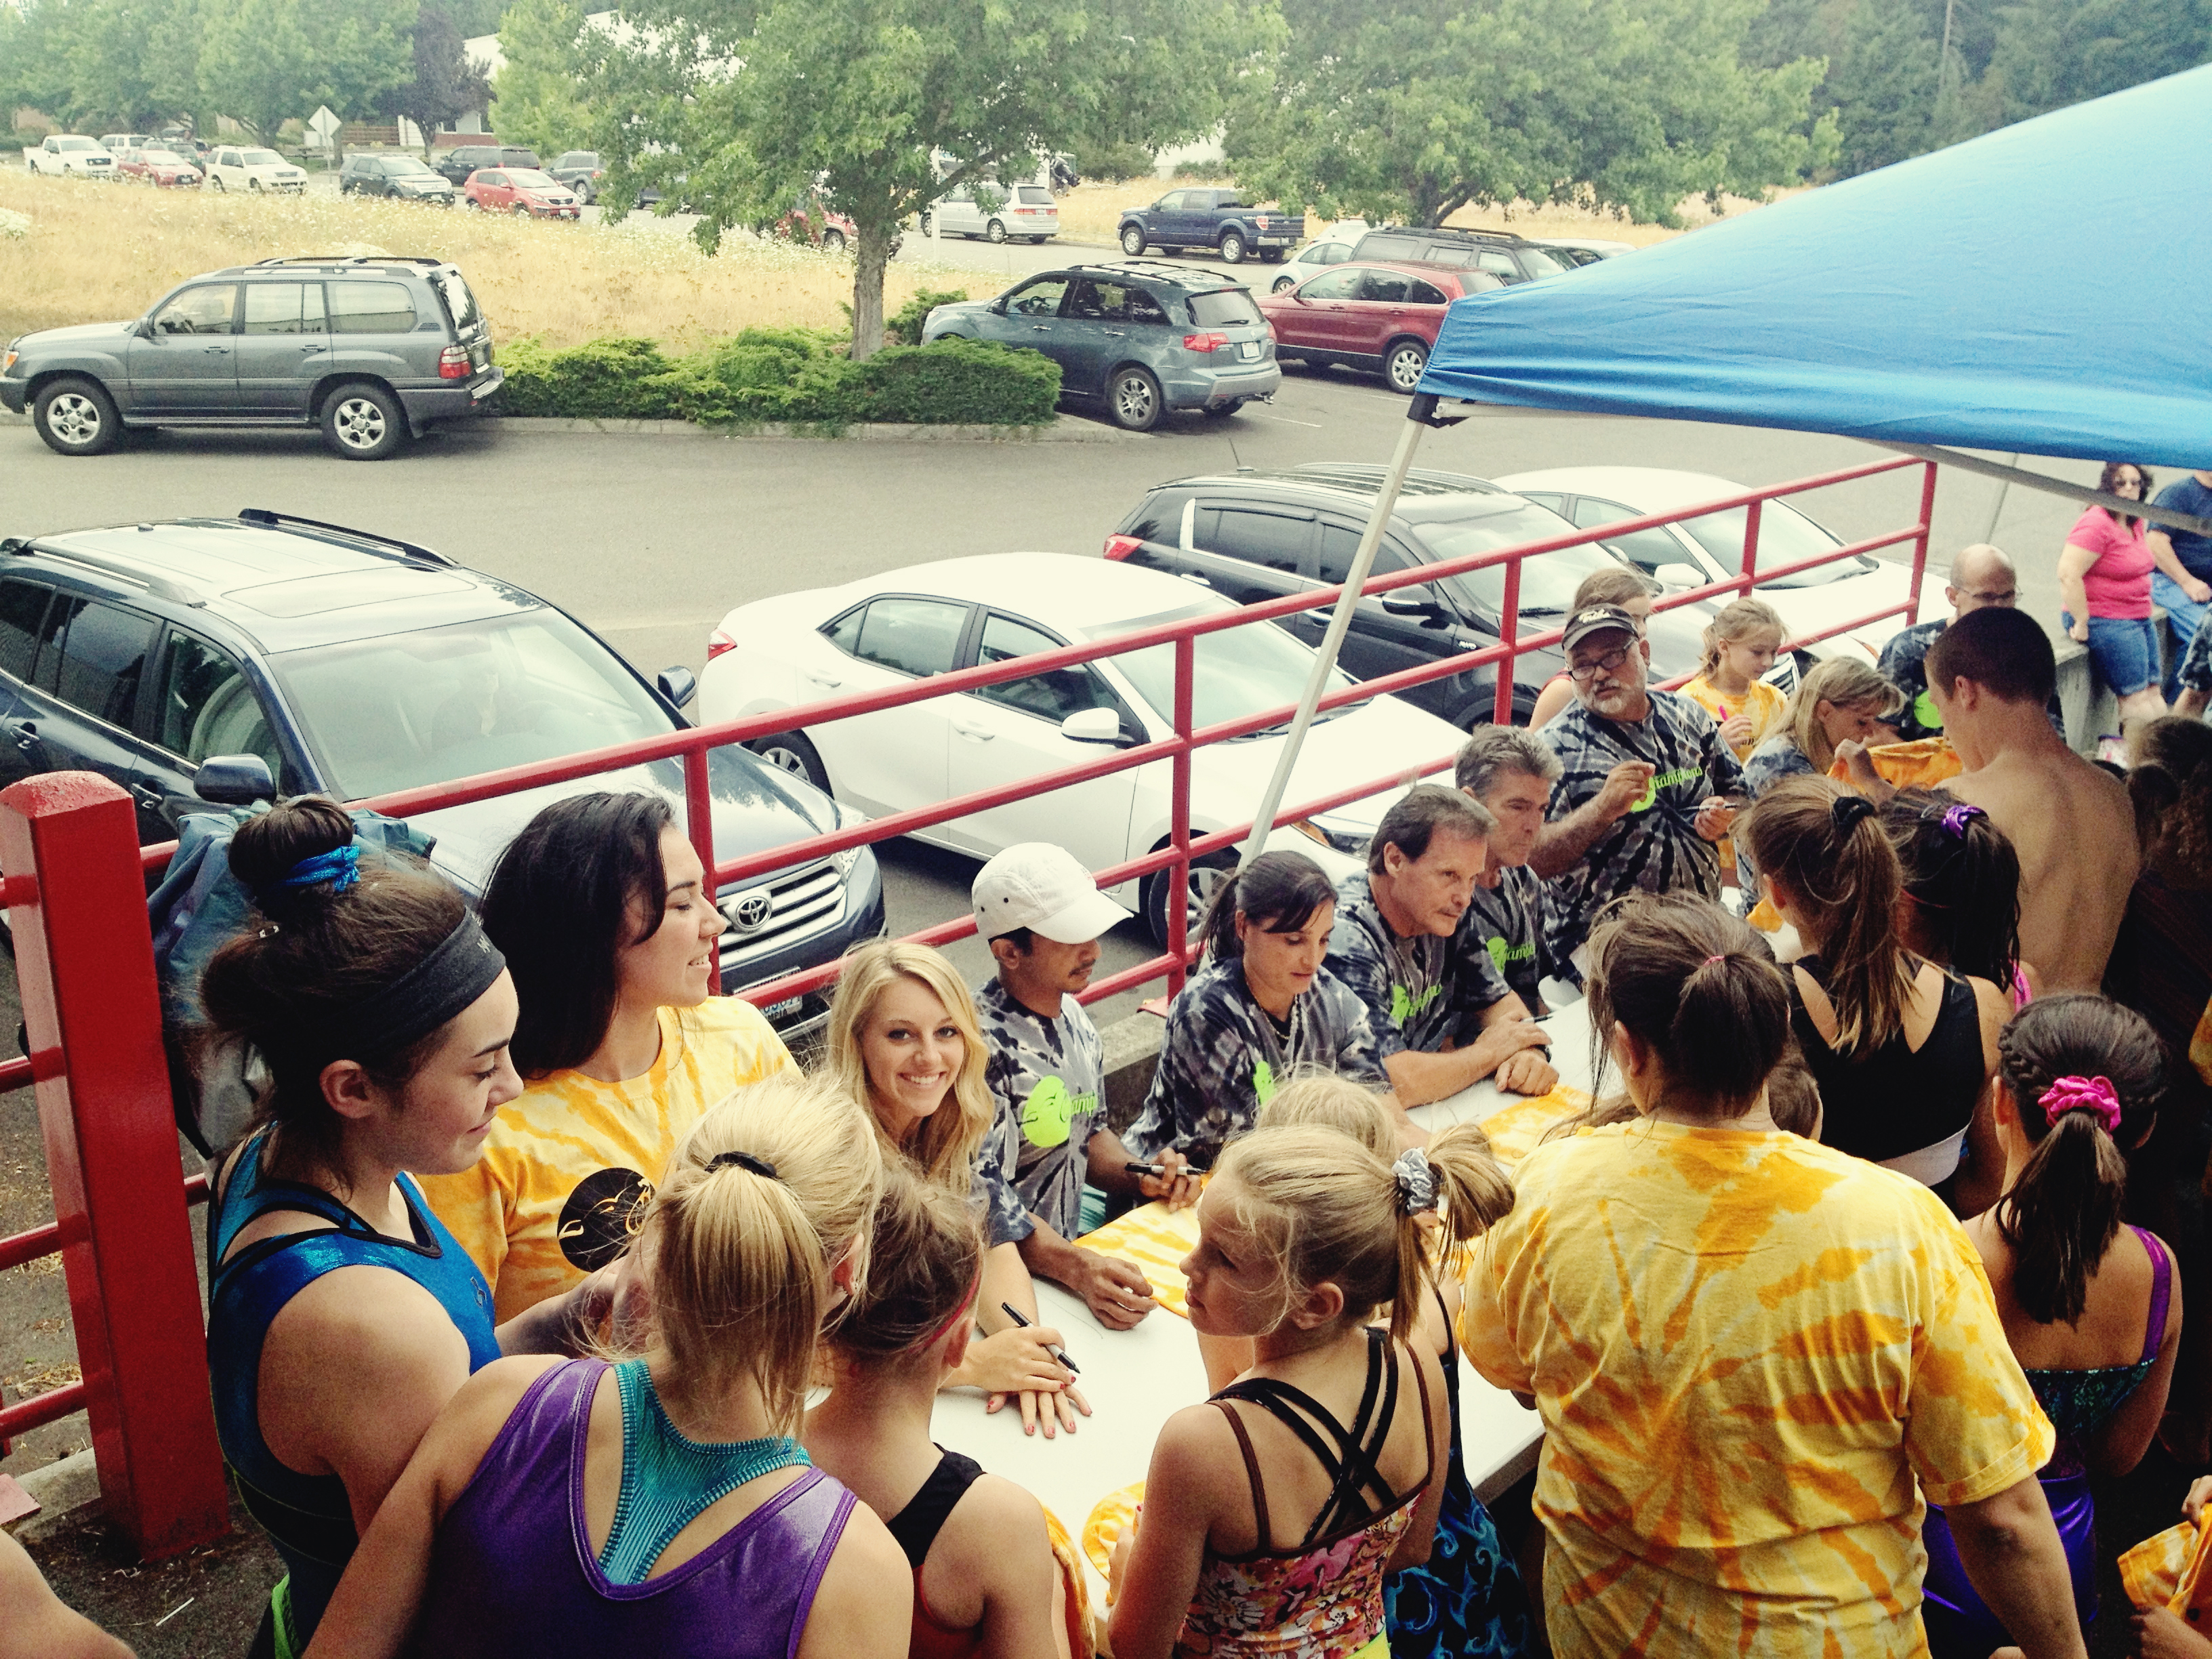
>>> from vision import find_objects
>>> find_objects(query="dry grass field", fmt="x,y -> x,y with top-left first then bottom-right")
0,171 -> 955,350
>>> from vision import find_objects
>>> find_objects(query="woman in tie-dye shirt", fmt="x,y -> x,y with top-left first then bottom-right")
1460,894 -> 2087,1659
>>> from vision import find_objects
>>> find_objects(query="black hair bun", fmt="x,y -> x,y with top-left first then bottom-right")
227,796 -> 356,918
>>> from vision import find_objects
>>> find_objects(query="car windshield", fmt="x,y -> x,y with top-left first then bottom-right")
1675,499 -> 1873,589
507,169 -> 560,188
269,608 -> 673,800
561,152 -> 598,167
1413,502 -> 1630,615
1189,289 -> 1263,327
141,150 -> 182,164
1016,186 -> 1052,204
387,156 -> 439,175
1086,602 -> 1352,732
430,269 -> 481,331
1517,245 -> 1569,276
240,148 -> 283,165
58,138 -> 95,151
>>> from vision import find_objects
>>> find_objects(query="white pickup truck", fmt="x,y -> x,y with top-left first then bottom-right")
23,136 -> 117,178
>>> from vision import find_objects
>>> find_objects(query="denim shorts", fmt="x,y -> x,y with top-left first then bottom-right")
2064,613 -> 2159,697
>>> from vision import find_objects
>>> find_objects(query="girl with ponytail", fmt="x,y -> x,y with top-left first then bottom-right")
203,797 -> 608,1656
1459,893 -> 2078,1656
804,1165 -> 1081,1659
1744,775 -> 2008,1207
1919,994 -> 2177,1656
1108,1122 -> 1511,1659
306,1073 -> 907,1659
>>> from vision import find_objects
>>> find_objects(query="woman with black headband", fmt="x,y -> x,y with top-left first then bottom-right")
201,799 -> 619,1658
1743,778 -> 2007,1211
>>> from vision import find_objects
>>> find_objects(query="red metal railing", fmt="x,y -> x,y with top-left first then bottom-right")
0,455 -> 1936,1553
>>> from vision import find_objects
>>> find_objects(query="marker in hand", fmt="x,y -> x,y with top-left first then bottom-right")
1125,1160 -> 1206,1179
1001,1301 -> 1080,1376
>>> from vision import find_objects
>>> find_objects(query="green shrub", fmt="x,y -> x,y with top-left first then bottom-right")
840,339 -> 1061,425
886,287 -> 970,347
1073,141 -> 1155,183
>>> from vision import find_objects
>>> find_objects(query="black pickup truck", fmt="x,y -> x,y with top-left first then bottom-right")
1117,189 -> 1307,265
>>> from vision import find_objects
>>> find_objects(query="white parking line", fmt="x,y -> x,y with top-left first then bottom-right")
1251,410 -> 1323,428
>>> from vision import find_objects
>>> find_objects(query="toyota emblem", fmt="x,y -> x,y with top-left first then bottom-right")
729,887 -> 775,933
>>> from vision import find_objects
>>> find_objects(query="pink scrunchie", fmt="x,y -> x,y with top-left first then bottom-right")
2039,1074 -> 2123,1133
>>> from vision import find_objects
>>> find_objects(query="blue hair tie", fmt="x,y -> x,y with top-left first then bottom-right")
276,844 -> 360,895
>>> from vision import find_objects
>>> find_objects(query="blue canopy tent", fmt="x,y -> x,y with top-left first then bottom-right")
1240,68 -> 2210,859
1413,63 -> 2212,471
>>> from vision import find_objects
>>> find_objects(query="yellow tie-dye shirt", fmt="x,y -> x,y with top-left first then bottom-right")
417,998 -> 797,1324
1460,1119 -> 2053,1658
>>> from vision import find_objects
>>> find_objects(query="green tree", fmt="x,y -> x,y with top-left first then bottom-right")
56,0 -> 203,129
1988,0 -> 2210,119
1825,0 -> 1938,172
1226,0 -> 1831,229
579,0 -> 1262,359
197,0 -> 417,144
490,0 -> 593,156
389,3 -> 490,148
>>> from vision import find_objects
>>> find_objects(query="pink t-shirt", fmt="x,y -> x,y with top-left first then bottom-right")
2068,506 -> 2153,618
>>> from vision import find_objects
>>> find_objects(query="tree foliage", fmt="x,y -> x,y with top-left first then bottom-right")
491,0 -> 596,157
1226,0 -> 1832,228
196,0 -> 418,142
573,0 -> 1265,359
389,3 -> 491,149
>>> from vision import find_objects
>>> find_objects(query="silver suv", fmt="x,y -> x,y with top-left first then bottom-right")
1,255 -> 501,460
920,260 -> 1279,432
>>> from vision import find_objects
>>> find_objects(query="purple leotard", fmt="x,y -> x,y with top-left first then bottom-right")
412,1359 -> 856,1659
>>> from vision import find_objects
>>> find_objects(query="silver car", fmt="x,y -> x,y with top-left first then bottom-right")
921,261 -> 1279,432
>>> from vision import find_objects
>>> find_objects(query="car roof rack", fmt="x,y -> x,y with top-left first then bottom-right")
0,538 -> 207,606
1073,260 -> 1229,285
1365,224 -> 1528,246
234,507 -> 459,567
247,254 -> 445,268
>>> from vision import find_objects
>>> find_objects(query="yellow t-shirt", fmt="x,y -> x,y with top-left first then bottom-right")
1460,1119 -> 2053,1658
417,998 -> 798,1324
1680,674 -> 1787,760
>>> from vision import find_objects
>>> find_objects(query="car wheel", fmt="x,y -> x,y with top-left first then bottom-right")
1107,365 -> 1163,432
248,178 -> 262,193
1385,337 -> 1429,394
744,731 -> 830,793
1260,248 -> 1284,264
1142,848 -> 1238,949
32,376 -> 121,457
1120,224 -> 1146,257
985,218 -> 1006,244
210,176 -> 225,192
821,227 -> 845,251
1204,400 -> 1245,419
464,196 -> 480,211
1272,273 -> 1297,293
513,203 -> 529,217
1219,230 -> 1247,264
321,382 -> 407,461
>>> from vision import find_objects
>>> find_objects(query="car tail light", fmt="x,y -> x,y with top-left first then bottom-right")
707,627 -> 737,662
438,344 -> 470,380
1182,331 -> 1229,353
1103,534 -> 1142,562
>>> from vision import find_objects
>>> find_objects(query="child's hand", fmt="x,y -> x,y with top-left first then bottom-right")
1720,712 -> 1753,749
2184,1475 -> 2212,1525
2134,1607 -> 2212,1658
1106,1503 -> 1141,1606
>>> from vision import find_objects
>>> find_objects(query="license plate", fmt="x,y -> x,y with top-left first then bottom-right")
762,997 -> 804,1021
1238,340 -> 1261,360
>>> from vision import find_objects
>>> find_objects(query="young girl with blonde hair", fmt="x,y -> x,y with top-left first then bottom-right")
825,939 -> 1089,1437
1681,598 -> 1787,759
806,1164 -> 1082,1659
303,1073 -> 909,1659
1741,658 -> 1905,798
1109,1122 -> 1514,1659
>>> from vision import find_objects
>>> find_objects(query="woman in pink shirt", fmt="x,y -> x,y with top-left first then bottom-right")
2059,462 -> 2166,724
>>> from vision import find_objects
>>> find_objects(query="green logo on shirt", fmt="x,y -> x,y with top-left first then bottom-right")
1486,935 -> 1534,971
1913,689 -> 1944,733
1020,1076 -> 1080,1149
1252,1059 -> 1277,1104
1389,981 -> 1441,1025
1630,766 -> 1702,811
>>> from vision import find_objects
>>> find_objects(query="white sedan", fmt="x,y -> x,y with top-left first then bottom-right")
699,554 -> 1467,943
1494,466 -> 1920,672
205,146 -> 307,194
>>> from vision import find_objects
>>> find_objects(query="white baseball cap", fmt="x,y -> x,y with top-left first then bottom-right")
972,843 -> 1130,944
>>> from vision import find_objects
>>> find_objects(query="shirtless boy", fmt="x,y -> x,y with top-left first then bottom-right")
1924,607 -> 2137,992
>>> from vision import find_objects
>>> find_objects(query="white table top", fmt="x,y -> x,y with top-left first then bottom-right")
928,997 -> 1595,1599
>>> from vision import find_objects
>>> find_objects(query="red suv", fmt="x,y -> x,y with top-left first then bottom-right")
463,167 -> 582,220
1256,262 -> 1500,394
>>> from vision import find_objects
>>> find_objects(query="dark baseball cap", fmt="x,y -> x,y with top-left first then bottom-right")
1561,604 -> 1642,654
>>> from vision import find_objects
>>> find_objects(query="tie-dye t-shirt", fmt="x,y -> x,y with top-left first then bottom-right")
417,999 -> 797,1324
1460,1119 -> 2053,1658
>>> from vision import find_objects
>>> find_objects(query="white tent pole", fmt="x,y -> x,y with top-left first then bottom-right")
1241,401 -> 1435,867
1979,453 -> 2019,542
1868,441 -> 2212,538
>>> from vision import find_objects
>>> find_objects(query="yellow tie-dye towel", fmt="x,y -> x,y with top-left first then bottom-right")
1460,1086 -> 1593,1167
1042,1504 -> 1097,1656
1076,1200 -> 1202,1317
1828,734 -> 1962,791
1082,1481 -> 1145,1580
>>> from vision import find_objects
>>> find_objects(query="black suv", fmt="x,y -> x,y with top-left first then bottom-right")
432,144 -> 541,187
1347,227 -> 1570,285
2,255 -> 501,460
0,511 -> 884,1036
338,152 -> 456,205
1103,466 -> 1711,726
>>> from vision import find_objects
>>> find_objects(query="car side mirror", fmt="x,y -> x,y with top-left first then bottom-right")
1059,707 -> 1127,745
989,298 -> 1008,316
1652,562 -> 1706,590
657,665 -> 697,708
1380,584 -> 1445,617
196,754 -> 275,805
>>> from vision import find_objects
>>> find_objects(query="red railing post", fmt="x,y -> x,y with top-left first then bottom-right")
1740,497 -> 1763,593
682,744 -> 720,994
1494,552 -> 1522,726
0,773 -> 226,1559
1167,636 -> 1195,996
1908,459 -> 1940,624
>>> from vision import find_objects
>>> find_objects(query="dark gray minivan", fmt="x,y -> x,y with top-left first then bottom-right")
0,255 -> 501,460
